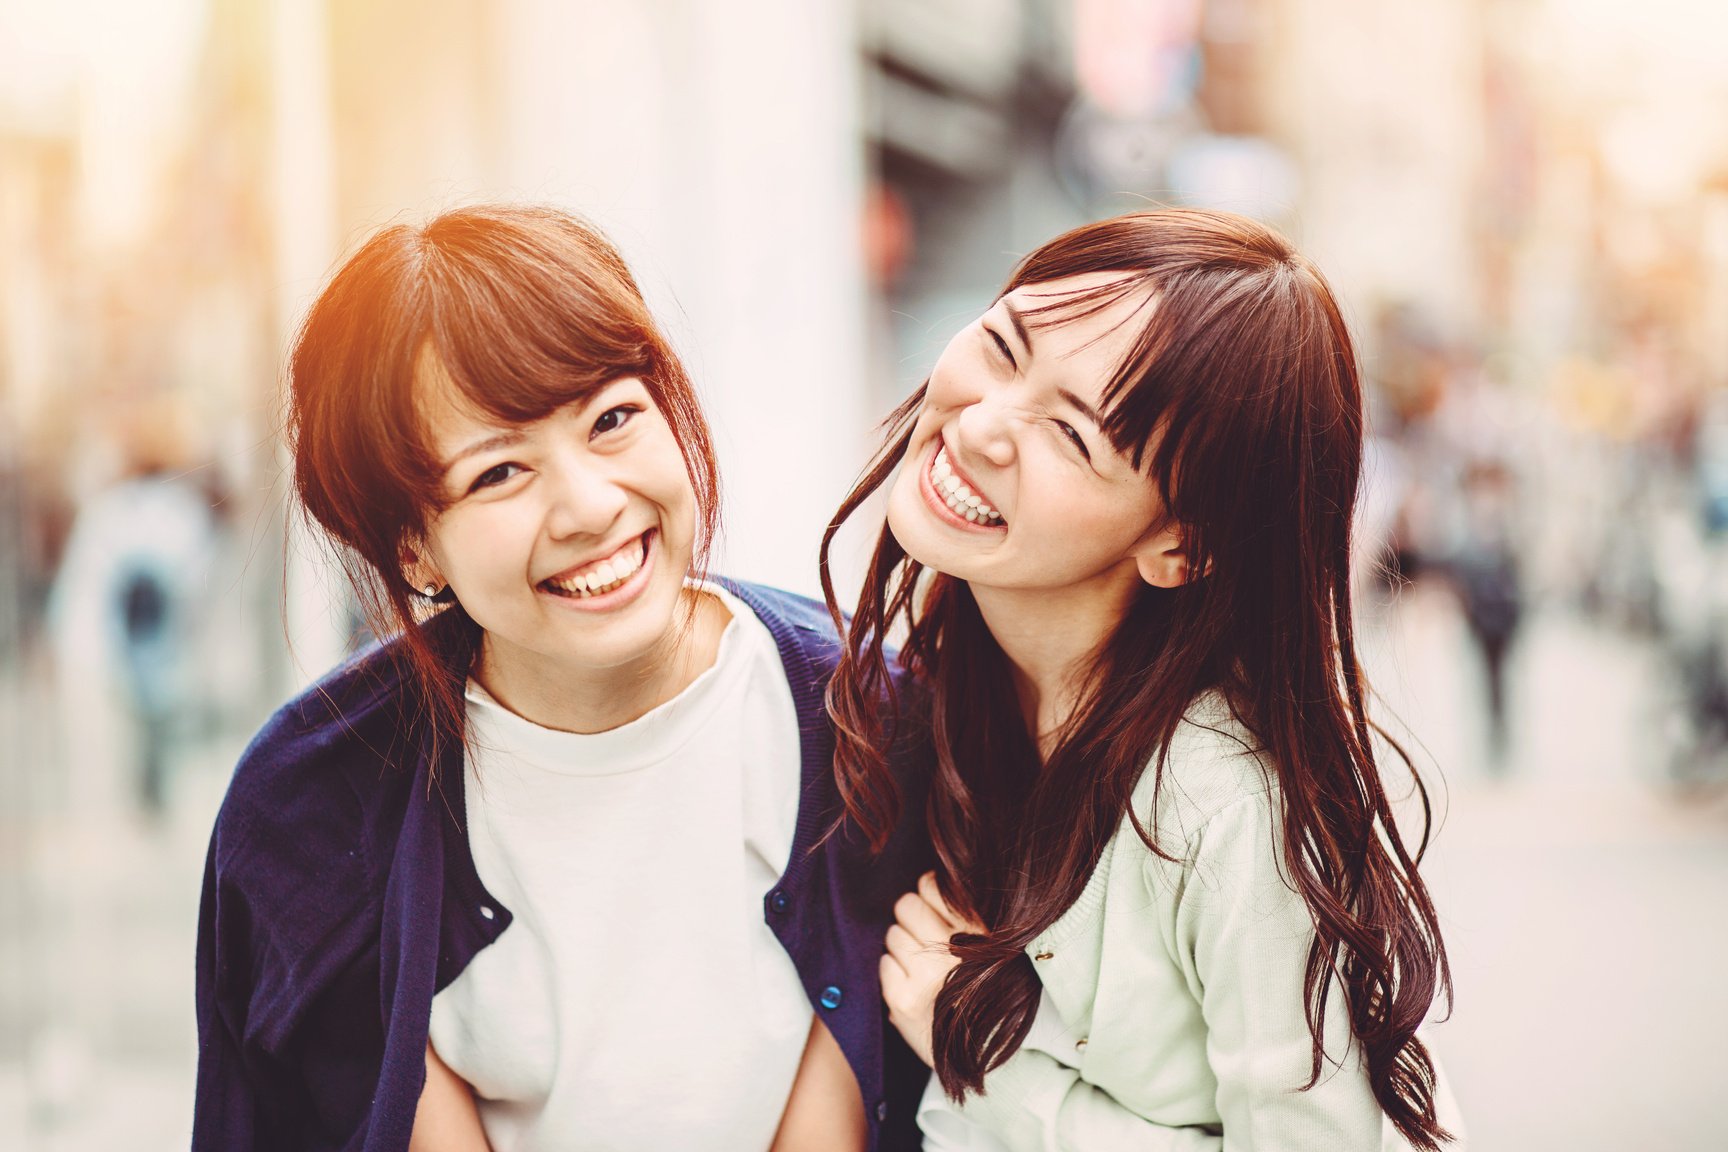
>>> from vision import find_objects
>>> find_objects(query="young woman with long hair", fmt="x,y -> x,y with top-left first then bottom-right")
193,204 -> 932,1152
822,208 -> 1460,1149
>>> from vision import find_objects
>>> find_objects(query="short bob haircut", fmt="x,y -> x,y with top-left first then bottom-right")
288,203 -> 721,764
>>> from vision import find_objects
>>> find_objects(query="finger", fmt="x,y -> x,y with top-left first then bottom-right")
881,940 -> 912,979
893,891 -> 953,943
885,922 -> 924,966
917,872 -> 958,926
879,953 -> 908,1007
919,871 -> 985,935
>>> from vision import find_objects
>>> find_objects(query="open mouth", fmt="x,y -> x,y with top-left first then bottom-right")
928,444 -> 1005,527
540,530 -> 653,600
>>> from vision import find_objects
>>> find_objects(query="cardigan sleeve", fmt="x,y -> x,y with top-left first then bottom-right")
1174,795 -> 1388,1149
190,717 -> 383,1152
192,827 -> 275,1151
930,1048 -> 1224,1151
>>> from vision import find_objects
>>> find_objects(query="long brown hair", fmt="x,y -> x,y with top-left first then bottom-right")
821,209 -> 1453,1148
289,203 -> 721,769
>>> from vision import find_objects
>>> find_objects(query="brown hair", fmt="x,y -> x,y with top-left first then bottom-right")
822,209 -> 1453,1148
289,203 -> 720,767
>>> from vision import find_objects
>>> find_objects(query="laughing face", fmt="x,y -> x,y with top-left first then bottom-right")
407,351 -> 701,710
885,273 -> 1186,604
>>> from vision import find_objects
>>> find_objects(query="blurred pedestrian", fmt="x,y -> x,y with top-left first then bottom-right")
47,400 -> 217,817
1450,458 -> 1522,770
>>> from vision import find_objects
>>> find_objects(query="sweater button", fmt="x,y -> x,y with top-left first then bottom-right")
876,1100 -> 888,1122
819,985 -> 844,1010
479,905 -> 496,921
768,889 -> 790,915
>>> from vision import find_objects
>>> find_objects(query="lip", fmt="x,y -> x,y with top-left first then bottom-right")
919,439 -> 1006,534
538,529 -> 657,612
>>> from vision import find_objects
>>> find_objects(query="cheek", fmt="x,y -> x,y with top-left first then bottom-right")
645,436 -> 701,541
1025,481 -> 1156,554
923,337 -> 987,408
427,507 -> 533,584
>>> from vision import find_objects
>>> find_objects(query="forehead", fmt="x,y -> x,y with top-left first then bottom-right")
1005,273 -> 1155,381
413,341 -> 511,447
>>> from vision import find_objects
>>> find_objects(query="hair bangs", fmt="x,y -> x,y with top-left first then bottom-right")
422,246 -> 657,431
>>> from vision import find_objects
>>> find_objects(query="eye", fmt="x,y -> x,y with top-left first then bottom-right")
986,327 -> 1017,369
591,403 -> 642,439
1055,421 -> 1091,461
468,462 -> 524,493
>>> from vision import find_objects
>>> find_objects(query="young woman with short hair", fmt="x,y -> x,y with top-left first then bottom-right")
194,205 -> 931,1152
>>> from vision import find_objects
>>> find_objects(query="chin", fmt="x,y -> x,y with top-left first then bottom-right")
886,479 -> 955,576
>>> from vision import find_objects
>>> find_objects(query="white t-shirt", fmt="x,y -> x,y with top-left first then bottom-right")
429,585 -> 812,1151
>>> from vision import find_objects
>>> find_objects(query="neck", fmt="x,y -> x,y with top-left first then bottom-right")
969,568 -> 1142,759
474,588 -> 730,734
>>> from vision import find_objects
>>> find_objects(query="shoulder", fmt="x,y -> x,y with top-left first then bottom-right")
712,577 -> 847,685
1115,698 -> 1306,948
209,628 -> 435,933
717,578 -> 840,644
1131,691 -> 1279,854
719,576 -> 927,709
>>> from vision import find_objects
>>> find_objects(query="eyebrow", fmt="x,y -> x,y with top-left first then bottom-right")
1002,299 -> 1035,358
1056,387 -> 1105,429
444,428 -> 528,473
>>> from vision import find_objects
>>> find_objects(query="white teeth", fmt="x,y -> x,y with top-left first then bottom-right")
930,443 -> 1003,525
548,535 -> 648,597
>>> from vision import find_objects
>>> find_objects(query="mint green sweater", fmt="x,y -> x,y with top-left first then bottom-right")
918,694 -> 1463,1151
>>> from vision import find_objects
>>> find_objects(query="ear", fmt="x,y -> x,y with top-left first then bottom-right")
398,536 -> 445,596
1132,521 -> 1207,589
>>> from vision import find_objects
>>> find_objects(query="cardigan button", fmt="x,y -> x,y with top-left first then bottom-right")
479,905 -> 496,921
876,1100 -> 888,1122
1075,1036 -> 1088,1051
768,890 -> 791,915
819,985 -> 844,1010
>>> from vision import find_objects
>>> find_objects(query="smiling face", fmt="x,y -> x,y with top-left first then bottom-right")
886,273 -> 1188,606
407,350 -> 700,702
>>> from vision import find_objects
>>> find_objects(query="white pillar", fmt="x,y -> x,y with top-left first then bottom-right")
494,0 -> 868,596
269,0 -> 350,688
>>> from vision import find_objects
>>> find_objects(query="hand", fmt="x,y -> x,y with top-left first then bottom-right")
881,871 -> 983,1067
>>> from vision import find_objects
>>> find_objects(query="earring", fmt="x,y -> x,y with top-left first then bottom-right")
421,584 -> 440,598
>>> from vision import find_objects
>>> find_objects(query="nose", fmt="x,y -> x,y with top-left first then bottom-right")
543,457 -> 628,540
953,391 -> 1016,469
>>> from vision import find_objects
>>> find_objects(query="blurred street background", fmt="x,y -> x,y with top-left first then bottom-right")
3,1 -> 1728,1149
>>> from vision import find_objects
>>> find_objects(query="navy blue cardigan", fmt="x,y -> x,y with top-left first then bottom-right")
194,580 -> 933,1152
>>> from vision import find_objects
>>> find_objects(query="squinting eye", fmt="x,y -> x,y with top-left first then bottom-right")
469,462 -> 523,492
591,404 -> 641,438
1056,422 -> 1091,461
987,328 -> 1017,368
